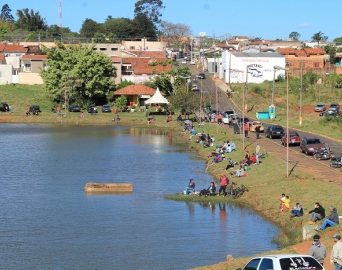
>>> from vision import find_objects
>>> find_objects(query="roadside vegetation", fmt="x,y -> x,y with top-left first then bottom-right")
230,71 -> 342,141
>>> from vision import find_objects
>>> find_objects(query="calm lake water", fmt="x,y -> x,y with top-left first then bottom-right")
0,124 -> 279,270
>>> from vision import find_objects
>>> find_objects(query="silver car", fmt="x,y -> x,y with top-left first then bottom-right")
314,103 -> 326,112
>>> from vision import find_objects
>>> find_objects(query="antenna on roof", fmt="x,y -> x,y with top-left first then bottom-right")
58,0 -> 62,27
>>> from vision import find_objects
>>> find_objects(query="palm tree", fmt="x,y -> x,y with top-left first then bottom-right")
311,32 -> 328,48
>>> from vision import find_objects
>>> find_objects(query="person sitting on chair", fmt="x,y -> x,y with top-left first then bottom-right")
185,178 -> 195,195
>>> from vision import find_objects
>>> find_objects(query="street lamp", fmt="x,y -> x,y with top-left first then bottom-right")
230,68 -> 244,150
273,65 -> 290,177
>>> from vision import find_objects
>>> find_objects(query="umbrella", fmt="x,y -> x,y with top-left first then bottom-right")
184,120 -> 192,124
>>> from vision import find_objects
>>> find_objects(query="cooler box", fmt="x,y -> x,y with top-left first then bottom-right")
256,112 -> 269,120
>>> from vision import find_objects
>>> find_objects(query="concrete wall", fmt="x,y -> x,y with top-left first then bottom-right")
18,73 -> 43,85
0,65 -> 13,84
123,39 -> 166,51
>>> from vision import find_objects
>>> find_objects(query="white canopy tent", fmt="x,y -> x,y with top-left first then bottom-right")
144,87 -> 169,104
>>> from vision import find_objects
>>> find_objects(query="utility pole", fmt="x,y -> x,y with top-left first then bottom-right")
299,62 -> 303,127
216,83 -> 218,134
64,73 -> 67,117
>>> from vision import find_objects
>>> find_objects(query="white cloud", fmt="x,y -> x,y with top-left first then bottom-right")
297,23 -> 311,28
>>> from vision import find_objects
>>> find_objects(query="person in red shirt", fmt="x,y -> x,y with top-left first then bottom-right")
217,113 -> 223,125
244,123 -> 249,138
218,172 -> 229,196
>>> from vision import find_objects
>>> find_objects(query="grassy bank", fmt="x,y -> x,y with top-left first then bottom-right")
1,83 -> 342,270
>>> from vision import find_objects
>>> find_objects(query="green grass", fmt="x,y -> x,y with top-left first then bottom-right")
230,81 -> 342,141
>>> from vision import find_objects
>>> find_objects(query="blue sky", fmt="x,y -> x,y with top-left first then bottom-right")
6,0 -> 342,41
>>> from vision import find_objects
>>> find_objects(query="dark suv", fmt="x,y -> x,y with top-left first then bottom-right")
265,125 -> 284,139
102,104 -> 111,113
69,104 -> 81,112
300,136 -> 326,155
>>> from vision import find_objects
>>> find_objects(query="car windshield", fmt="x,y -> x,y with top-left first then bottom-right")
316,104 -> 324,107
289,133 -> 298,137
307,139 -> 322,144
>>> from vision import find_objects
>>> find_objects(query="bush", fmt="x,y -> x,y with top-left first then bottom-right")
252,85 -> 265,97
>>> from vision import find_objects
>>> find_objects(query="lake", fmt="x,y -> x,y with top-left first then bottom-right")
0,124 -> 279,270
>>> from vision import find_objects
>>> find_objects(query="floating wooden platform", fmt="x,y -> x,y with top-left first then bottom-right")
84,183 -> 133,193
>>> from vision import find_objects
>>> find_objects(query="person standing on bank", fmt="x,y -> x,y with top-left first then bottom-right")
330,234 -> 342,270
255,124 -> 261,139
309,234 -> 326,266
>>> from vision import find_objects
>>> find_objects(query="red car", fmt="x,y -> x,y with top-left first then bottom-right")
281,131 -> 301,146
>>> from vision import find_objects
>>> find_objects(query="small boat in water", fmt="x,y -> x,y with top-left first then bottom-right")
84,183 -> 133,193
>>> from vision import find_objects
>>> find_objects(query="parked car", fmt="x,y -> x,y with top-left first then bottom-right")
265,125 -> 284,139
102,104 -> 112,113
68,104 -> 81,112
190,60 -> 195,65
181,59 -> 187,64
88,106 -> 98,114
319,110 -> 340,117
280,131 -> 301,146
300,136 -> 326,155
197,73 -> 206,79
328,103 -> 340,112
314,103 -> 326,112
0,102 -> 9,112
238,254 -> 324,270
240,117 -> 251,124
29,105 -> 41,112
249,121 -> 264,132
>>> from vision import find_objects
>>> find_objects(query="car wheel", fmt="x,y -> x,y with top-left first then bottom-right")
270,134 -> 273,139
305,149 -> 309,155
314,154 -> 320,160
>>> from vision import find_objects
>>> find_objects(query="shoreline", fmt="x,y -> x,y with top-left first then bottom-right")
1,114 -> 340,270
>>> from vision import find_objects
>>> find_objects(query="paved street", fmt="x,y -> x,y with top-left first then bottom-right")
187,63 -> 342,184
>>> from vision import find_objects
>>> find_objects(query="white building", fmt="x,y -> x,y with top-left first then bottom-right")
222,51 -> 286,84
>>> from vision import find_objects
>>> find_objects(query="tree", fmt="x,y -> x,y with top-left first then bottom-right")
101,17 -> 132,38
333,37 -> 342,45
114,95 -> 128,111
289,31 -> 300,41
311,31 -> 328,47
14,8 -> 47,31
117,80 -> 135,90
80,18 -> 100,38
159,21 -> 192,48
131,13 -> 156,38
1,4 -> 14,24
324,45 -> 336,64
40,43 -> 116,104
134,0 -> 164,27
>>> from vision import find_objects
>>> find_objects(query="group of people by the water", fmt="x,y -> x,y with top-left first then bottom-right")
280,193 -> 340,232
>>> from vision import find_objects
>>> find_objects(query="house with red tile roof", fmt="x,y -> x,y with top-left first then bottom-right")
118,57 -> 172,84
277,47 -> 327,71
113,84 -> 161,106
21,55 -> 48,73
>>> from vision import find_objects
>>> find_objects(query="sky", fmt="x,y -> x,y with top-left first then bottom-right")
6,0 -> 342,41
